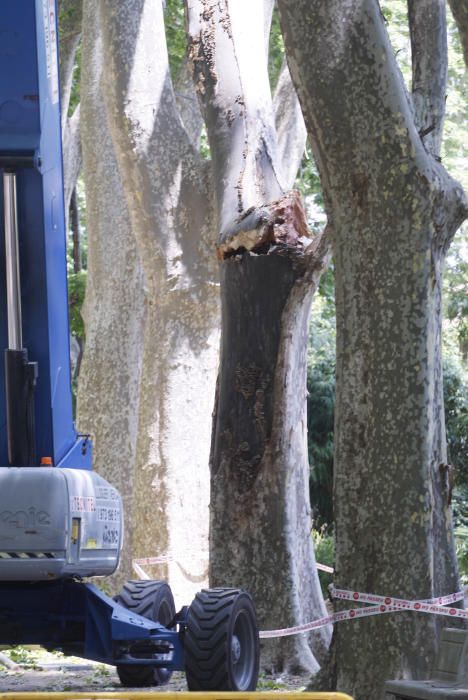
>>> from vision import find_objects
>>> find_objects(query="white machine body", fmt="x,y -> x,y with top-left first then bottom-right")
0,467 -> 123,580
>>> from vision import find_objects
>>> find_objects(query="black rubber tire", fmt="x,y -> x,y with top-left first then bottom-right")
184,587 -> 259,691
115,579 -> 176,687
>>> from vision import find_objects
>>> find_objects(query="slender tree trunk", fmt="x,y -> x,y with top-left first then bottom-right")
448,0 -> 468,67
58,0 -> 82,129
277,1 -> 468,697
186,0 -> 330,671
70,187 -> 81,273
58,0 -> 82,228
78,1 -> 146,588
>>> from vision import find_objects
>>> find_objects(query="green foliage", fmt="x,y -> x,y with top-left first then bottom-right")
68,270 -> 87,341
453,479 -> 468,584
307,360 -> 335,529
4,646 -> 40,666
312,528 -> 335,597
455,535 -> 468,585
268,9 -> 285,90
444,358 -> 468,480
257,675 -> 289,690
307,269 -> 336,528
68,42 -> 81,117
164,0 -> 186,82
444,14 -> 468,191
444,235 -> 468,361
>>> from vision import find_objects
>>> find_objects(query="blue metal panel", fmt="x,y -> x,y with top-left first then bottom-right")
0,1 -> 91,468
0,581 -> 186,670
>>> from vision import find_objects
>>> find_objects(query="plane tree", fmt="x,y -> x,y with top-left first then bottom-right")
276,0 -> 468,697
185,0 -> 331,672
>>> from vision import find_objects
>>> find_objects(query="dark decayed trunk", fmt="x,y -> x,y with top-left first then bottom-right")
210,196 -> 332,673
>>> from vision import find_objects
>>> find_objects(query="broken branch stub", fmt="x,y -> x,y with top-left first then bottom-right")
217,190 -> 313,259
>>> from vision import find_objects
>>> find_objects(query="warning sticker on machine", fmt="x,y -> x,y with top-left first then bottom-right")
42,0 -> 59,104
71,496 -> 96,513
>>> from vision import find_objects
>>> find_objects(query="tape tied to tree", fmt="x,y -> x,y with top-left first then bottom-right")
133,557 -> 466,640
259,587 -> 466,639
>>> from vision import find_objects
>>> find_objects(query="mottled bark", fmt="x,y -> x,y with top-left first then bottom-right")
78,1 -> 146,588
187,0 -> 329,671
95,0 -> 219,604
277,0 -> 467,697
448,0 -> 468,67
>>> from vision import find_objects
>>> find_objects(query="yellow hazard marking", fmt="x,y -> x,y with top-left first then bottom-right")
0,693 -> 354,700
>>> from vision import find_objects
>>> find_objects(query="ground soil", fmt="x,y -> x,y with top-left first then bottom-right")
0,650 -> 309,693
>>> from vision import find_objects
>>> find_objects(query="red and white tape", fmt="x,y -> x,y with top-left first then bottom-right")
133,557 -> 466,641
259,587 -> 466,639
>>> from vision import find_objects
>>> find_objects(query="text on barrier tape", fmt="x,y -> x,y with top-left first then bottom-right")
259,587 -> 466,639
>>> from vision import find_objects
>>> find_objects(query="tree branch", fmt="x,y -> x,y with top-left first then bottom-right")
174,58 -> 205,148
186,0 -> 283,239
58,0 -> 83,129
408,0 -> 448,157
62,104 -> 82,229
263,0 -> 275,58
273,59 -> 307,189
448,0 -> 468,67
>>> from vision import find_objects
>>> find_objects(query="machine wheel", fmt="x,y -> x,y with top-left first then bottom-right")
184,587 -> 259,691
115,579 -> 176,687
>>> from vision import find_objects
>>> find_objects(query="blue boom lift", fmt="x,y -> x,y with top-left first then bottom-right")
0,0 -> 259,691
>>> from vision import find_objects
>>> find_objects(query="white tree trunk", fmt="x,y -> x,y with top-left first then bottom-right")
92,0 -> 220,605
78,1 -> 146,587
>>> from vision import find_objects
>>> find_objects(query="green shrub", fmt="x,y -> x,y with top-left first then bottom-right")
312,528 -> 334,597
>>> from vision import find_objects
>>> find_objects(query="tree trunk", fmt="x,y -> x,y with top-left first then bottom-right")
186,0 -> 330,671
93,0 -> 220,604
78,0 -> 146,588
277,1 -> 468,697
211,224 -> 331,673
448,0 -> 468,67
58,0 -> 82,229
70,187 -> 81,273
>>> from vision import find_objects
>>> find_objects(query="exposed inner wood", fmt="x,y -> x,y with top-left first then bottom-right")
218,190 -> 312,259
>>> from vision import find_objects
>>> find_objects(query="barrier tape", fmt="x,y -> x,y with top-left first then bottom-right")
132,556 -> 466,642
316,563 -> 334,574
259,587 -> 466,639
132,557 -> 333,577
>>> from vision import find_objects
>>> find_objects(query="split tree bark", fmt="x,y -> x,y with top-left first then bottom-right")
186,0 -> 331,672
277,0 -> 468,697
